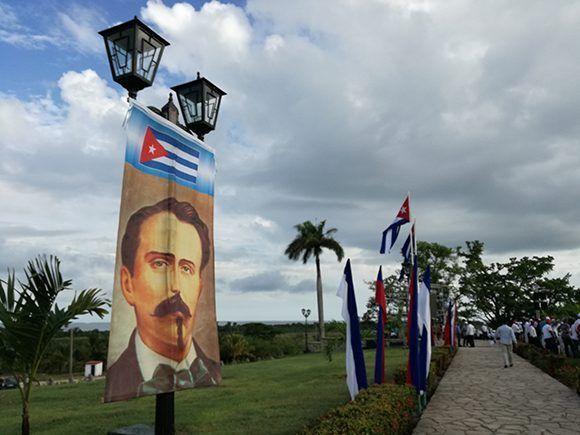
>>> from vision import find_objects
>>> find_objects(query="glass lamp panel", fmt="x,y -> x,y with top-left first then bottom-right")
106,30 -> 134,77
135,29 -> 163,82
204,90 -> 219,126
180,90 -> 203,124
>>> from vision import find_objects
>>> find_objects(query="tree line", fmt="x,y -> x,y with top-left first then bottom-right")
284,220 -> 579,332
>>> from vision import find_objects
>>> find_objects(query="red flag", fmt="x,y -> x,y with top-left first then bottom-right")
374,266 -> 387,384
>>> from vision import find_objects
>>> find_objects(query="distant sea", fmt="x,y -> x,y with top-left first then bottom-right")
67,320 -> 303,331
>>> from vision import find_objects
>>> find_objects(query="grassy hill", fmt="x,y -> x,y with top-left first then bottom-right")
0,348 -> 407,434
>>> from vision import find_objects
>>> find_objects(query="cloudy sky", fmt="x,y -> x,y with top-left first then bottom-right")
1,0 -> 579,322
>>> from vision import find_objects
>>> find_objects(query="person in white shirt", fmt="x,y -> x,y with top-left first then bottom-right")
542,319 -> 558,354
511,322 -> 523,341
495,321 -> 517,368
527,320 -> 538,347
523,320 -> 530,343
466,323 -> 476,347
570,314 -> 580,358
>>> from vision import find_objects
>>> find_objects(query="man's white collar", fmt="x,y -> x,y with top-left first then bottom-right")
135,331 -> 197,382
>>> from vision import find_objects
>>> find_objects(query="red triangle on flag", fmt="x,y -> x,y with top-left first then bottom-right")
396,196 -> 411,221
140,127 -> 168,163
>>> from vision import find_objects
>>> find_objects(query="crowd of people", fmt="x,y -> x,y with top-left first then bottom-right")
511,315 -> 580,358
456,315 -> 580,358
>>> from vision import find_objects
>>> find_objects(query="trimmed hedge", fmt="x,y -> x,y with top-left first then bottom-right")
305,346 -> 457,434
515,343 -> 580,394
303,384 -> 418,435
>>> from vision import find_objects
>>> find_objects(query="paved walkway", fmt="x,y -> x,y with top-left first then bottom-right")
414,343 -> 580,434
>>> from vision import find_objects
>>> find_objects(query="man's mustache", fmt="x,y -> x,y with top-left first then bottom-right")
152,293 -> 192,318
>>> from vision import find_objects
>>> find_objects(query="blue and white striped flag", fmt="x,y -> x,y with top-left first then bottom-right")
417,266 -> 432,393
337,259 -> 368,400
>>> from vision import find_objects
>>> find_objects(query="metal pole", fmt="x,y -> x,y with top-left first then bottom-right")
68,328 -> 74,384
152,101 -> 182,435
304,316 -> 308,353
155,392 -> 175,435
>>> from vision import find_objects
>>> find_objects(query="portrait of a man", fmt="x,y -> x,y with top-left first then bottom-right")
105,197 -> 219,402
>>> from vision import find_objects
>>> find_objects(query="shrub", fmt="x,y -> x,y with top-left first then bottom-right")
392,368 -> 407,385
324,338 -> 342,362
219,333 -> 252,363
303,384 -> 418,435
247,335 -> 303,361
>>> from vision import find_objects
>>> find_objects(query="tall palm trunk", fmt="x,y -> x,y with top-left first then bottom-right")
315,255 -> 325,340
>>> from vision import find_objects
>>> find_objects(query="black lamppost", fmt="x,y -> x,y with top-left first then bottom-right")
99,17 -> 225,141
98,16 -> 225,435
172,73 -> 226,141
301,308 -> 311,353
98,17 -> 169,99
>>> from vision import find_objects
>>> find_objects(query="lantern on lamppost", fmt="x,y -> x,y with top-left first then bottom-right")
301,308 -> 311,353
98,17 -> 169,99
171,73 -> 226,141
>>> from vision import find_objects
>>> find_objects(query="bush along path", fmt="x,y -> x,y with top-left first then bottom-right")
304,346 -> 457,435
413,341 -> 580,434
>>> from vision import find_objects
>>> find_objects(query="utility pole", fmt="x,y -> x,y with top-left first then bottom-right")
68,327 -> 74,384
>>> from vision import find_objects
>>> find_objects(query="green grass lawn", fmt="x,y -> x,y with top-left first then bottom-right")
0,348 -> 408,434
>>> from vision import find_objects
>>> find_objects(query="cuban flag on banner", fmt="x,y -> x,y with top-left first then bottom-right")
337,259 -> 368,400
140,126 -> 200,185
374,266 -> 387,384
380,195 -> 411,254
124,101 -> 215,196
398,224 -> 415,282
406,255 -> 419,390
417,266 -> 432,393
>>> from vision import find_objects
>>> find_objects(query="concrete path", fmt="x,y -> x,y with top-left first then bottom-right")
414,343 -> 580,434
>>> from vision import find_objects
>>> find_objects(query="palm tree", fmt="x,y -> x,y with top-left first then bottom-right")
0,255 -> 109,435
285,220 -> 344,340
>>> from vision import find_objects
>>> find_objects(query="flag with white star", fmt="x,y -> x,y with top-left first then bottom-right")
379,195 -> 411,254
124,101 -> 215,196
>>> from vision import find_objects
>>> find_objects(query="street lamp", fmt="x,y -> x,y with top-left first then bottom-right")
98,17 -> 169,99
98,16 -> 225,435
171,73 -> 227,141
301,308 -> 311,353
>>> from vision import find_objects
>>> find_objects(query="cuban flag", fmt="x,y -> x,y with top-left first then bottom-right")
417,266 -> 432,393
406,255 -> 419,390
337,259 -> 368,400
374,266 -> 387,384
380,195 -> 411,254
398,224 -> 415,282
140,126 -> 200,185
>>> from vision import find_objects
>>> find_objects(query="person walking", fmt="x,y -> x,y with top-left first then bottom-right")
466,322 -> 476,347
542,319 -> 558,354
495,321 -> 517,368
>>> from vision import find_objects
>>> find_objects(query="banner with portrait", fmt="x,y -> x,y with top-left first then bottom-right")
104,101 -> 220,403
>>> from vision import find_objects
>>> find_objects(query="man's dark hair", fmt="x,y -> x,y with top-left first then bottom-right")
121,197 -> 211,275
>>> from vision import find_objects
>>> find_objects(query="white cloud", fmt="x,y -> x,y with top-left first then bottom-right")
58,7 -> 104,54
2,0 -> 580,321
